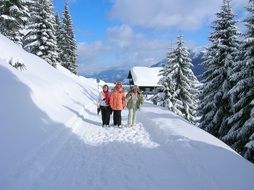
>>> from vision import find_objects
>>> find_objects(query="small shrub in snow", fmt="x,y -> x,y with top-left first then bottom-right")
9,58 -> 26,71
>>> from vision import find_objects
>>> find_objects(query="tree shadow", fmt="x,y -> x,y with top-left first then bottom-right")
68,96 -> 98,117
0,64 -> 96,187
63,105 -> 102,126
76,83 -> 98,103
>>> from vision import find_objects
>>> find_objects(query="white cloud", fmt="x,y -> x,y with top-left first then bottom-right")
78,25 -> 175,74
66,0 -> 77,4
77,41 -> 113,74
106,25 -> 142,48
105,25 -> 201,67
106,25 -> 170,67
77,24 -> 206,74
109,0 -> 247,30
78,41 -> 111,58
77,0 -> 248,75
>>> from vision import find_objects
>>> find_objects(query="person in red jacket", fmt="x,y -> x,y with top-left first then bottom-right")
97,84 -> 111,127
110,82 -> 125,127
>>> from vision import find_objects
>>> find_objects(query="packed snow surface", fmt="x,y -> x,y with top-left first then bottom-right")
0,35 -> 254,190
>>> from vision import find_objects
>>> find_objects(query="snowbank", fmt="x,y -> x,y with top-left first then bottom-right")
0,34 -> 101,179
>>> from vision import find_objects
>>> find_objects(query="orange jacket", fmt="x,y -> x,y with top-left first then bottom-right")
110,87 -> 125,110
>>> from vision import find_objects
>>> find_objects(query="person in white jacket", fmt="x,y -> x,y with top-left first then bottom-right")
97,84 -> 111,127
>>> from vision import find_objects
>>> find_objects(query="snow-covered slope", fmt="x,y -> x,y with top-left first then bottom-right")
0,34 -> 254,190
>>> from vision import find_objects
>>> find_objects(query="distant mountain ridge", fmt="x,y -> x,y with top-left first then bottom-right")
81,50 -> 205,83
83,68 -> 129,83
151,50 -> 205,80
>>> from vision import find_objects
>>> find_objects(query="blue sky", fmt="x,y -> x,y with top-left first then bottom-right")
53,0 -> 247,75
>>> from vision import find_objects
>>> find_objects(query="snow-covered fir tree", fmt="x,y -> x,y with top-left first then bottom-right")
159,35 -> 199,123
21,0 -> 36,46
55,13 -> 63,63
61,4 -> 78,74
223,0 -> 254,162
23,0 -> 58,67
198,0 -> 239,137
0,0 -> 29,45
159,46 -> 177,110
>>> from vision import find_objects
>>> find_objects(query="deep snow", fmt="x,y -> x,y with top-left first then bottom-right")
0,34 -> 254,190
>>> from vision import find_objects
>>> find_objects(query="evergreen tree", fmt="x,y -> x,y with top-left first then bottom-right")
159,46 -> 177,110
21,0 -> 35,46
223,0 -> 254,162
23,0 -> 58,67
61,3 -> 78,74
55,13 -> 63,63
198,0 -> 239,137
0,0 -> 29,45
160,36 -> 199,123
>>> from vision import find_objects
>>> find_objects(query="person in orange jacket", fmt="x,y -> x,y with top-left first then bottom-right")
110,82 -> 125,127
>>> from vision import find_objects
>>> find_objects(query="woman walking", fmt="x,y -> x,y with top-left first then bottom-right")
97,84 -> 111,127
110,82 -> 125,128
126,85 -> 144,127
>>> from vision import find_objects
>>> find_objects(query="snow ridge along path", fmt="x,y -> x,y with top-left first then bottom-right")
0,34 -> 254,190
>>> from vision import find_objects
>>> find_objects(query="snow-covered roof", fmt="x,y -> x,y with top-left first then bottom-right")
130,66 -> 163,87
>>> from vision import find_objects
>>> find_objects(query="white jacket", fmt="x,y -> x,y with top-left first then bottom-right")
97,91 -> 110,107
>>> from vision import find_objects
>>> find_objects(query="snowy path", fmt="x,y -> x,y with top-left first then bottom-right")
1,102 -> 254,190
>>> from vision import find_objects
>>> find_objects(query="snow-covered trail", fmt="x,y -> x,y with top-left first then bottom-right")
1,101 -> 254,190
1,100 -> 159,190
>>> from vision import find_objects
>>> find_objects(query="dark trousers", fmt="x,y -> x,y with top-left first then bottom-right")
100,106 -> 110,125
113,110 -> 122,126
